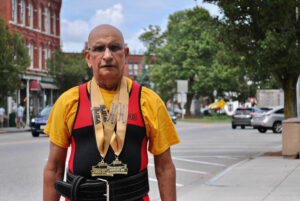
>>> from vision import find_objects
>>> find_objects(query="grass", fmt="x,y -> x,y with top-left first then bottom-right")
178,114 -> 231,123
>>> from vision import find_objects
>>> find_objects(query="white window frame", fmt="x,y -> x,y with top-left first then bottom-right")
39,45 -> 42,69
28,43 -> 34,69
11,0 -> 16,22
28,3 -> 33,28
39,7 -> 42,30
44,8 -> 50,34
128,64 -> 133,75
20,0 -> 25,25
134,64 -> 138,75
52,13 -> 56,35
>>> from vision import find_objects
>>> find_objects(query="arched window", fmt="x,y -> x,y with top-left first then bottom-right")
28,42 -> 34,68
28,3 -> 33,28
39,45 -> 42,69
20,0 -> 25,25
11,0 -> 17,22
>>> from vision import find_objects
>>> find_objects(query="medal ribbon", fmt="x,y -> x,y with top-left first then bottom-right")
90,77 -> 128,158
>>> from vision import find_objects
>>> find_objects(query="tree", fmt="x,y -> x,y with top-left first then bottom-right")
140,7 -> 220,114
135,60 -> 151,88
0,17 -> 29,105
47,49 -> 90,94
205,0 -> 300,118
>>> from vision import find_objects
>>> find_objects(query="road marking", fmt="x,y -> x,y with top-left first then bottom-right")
0,139 -> 48,145
205,159 -> 248,186
149,177 -> 184,187
148,163 -> 208,175
172,157 -> 226,167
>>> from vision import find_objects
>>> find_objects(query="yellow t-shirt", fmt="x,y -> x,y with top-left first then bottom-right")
44,77 -> 180,155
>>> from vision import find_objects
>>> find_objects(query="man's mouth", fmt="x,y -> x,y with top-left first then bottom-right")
100,65 -> 115,68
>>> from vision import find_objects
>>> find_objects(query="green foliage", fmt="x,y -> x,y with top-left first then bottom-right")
47,49 -> 90,94
205,0 -> 300,117
0,17 -> 29,105
140,7 -> 257,112
135,60 -> 151,88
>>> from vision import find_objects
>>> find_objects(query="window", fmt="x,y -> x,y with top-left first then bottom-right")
128,64 -> 133,75
39,45 -> 42,69
28,42 -> 34,68
39,7 -> 42,30
28,3 -> 33,27
11,0 -> 16,21
20,0 -> 25,25
45,8 -> 50,34
134,64 -> 138,75
52,13 -> 56,35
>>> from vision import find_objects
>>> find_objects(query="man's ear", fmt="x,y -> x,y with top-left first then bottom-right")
124,47 -> 129,59
84,50 -> 92,68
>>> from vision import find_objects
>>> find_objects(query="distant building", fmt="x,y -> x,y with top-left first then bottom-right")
0,0 -> 62,123
124,54 -> 145,80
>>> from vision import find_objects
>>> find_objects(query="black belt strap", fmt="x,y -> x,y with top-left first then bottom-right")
55,169 -> 149,201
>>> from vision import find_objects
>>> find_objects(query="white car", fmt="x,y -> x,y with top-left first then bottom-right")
251,106 -> 284,133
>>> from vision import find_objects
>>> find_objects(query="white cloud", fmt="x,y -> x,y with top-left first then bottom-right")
126,29 -> 147,54
61,4 -> 124,52
89,4 -> 123,28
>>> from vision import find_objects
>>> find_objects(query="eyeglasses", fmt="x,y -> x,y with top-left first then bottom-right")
88,44 -> 124,53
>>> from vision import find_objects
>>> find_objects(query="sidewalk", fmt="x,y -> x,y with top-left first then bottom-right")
0,126 -> 31,134
178,155 -> 300,201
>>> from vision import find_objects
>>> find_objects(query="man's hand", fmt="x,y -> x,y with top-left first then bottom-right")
154,148 -> 176,201
43,142 -> 68,201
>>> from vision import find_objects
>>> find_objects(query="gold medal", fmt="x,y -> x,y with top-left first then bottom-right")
90,77 -> 129,177
109,157 -> 128,175
91,159 -> 114,177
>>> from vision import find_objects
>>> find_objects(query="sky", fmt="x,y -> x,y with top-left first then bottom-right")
60,0 -> 221,53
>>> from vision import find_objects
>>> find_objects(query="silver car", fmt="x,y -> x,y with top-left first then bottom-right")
251,106 -> 284,133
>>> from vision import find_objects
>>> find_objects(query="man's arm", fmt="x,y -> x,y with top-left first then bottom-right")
154,148 -> 176,201
43,142 -> 68,201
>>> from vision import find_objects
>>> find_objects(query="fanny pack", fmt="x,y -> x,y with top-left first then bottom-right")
55,169 -> 149,201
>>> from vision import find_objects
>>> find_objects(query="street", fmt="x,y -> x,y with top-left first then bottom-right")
0,122 -> 282,201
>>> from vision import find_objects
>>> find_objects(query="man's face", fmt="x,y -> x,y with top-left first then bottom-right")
85,27 -> 129,90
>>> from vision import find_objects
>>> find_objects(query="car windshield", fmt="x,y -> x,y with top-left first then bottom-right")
256,108 -> 272,113
39,106 -> 52,116
235,108 -> 252,114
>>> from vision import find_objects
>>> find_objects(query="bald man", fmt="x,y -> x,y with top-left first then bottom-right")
43,24 -> 180,201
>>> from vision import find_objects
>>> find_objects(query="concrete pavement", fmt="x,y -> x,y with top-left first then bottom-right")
178,155 -> 300,201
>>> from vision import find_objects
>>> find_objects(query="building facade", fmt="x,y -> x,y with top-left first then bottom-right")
124,54 -> 145,80
0,0 -> 61,124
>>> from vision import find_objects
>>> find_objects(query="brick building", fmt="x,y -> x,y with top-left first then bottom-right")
125,54 -> 146,80
0,0 -> 61,124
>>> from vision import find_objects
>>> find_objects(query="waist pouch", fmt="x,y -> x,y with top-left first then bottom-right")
55,169 -> 149,201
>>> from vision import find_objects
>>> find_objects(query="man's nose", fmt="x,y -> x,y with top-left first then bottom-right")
102,47 -> 113,60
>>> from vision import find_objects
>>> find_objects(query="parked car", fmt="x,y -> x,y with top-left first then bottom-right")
231,107 -> 258,129
168,110 -> 177,124
251,106 -> 284,133
30,105 -> 52,137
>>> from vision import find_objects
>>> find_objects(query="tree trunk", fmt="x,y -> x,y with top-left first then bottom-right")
185,92 -> 193,115
282,76 -> 298,119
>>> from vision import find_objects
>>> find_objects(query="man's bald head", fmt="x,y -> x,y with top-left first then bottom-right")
88,24 -> 125,49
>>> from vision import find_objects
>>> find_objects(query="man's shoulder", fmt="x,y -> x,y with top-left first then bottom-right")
54,85 -> 80,109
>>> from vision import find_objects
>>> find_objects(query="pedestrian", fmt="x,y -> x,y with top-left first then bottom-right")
43,24 -> 180,201
0,106 -> 5,128
16,104 -> 25,128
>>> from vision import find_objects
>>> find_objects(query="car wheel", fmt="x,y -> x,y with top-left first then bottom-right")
272,121 -> 282,133
232,125 -> 236,129
258,128 -> 267,133
32,131 -> 40,137
241,125 -> 245,129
